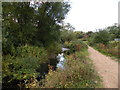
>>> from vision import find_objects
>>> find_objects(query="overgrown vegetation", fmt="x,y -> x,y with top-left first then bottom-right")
3,1 -> 110,89
87,24 -> 120,61
39,43 -> 102,88
3,45 -> 48,84
64,39 -> 88,54
2,1 -> 70,88
91,41 -> 120,62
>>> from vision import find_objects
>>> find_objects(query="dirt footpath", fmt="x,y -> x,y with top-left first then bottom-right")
88,46 -> 118,88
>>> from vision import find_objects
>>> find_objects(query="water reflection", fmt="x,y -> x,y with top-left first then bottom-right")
56,53 -> 65,69
62,48 -> 70,52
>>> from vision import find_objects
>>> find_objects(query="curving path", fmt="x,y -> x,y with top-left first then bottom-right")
88,46 -> 118,88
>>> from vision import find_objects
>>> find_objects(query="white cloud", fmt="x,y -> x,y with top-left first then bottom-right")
64,0 -> 120,32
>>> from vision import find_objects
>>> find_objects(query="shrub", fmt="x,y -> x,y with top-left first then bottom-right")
46,42 -> 62,54
92,30 -> 111,45
64,40 -> 88,54
2,45 -> 48,87
92,41 -> 120,61
41,50 -> 102,88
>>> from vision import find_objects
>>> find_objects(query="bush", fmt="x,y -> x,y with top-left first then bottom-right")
64,40 -> 88,54
46,42 -> 62,54
92,30 -> 111,45
92,41 -> 120,61
3,45 -> 48,87
41,50 -> 102,88
60,29 -> 76,43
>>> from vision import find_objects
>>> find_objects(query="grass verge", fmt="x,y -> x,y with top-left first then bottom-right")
92,46 -> 120,63
40,49 -> 103,88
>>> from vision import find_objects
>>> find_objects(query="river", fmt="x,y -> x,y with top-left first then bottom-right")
56,48 -> 69,69
36,47 -> 69,80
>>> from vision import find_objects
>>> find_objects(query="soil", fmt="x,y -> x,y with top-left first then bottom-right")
88,46 -> 118,88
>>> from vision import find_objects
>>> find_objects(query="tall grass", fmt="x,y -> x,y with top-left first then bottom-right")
23,41 -> 103,88
91,41 -> 120,62
40,49 -> 102,88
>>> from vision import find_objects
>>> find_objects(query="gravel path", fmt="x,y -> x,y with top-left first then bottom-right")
88,46 -> 118,88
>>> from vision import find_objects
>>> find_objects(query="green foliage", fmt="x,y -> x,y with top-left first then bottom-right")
87,24 -> 120,61
88,24 -> 120,46
92,30 -> 111,45
35,2 -> 70,47
3,45 -> 48,83
92,41 -> 120,62
46,42 -> 62,54
64,40 -> 88,54
74,31 -> 84,39
60,29 -> 76,43
16,45 -> 48,63
41,50 -> 102,88
2,1 -> 71,88
107,24 -> 120,39
2,2 -> 70,55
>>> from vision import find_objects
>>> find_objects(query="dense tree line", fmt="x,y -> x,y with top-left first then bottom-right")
2,1 -> 70,88
2,2 -> 70,55
87,24 -> 120,45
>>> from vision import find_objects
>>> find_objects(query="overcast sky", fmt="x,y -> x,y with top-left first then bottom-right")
64,0 -> 120,32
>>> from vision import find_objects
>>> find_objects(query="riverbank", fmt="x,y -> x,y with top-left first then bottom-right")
39,48 -> 103,88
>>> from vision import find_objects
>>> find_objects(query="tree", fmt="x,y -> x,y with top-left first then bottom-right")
35,2 -> 70,47
2,1 -> 71,88
60,23 -> 76,43
107,24 -> 120,39
2,2 -> 36,55
74,31 -> 84,39
61,29 -> 76,43
2,2 -> 70,55
93,30 -> 111,45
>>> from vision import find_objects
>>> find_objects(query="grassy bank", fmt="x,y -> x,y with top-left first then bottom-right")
39,48 -> 103,88
91,41 -> 120,62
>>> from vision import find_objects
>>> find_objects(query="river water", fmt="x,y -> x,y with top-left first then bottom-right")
36,48 -> 69,81
56,48 -> 69,69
